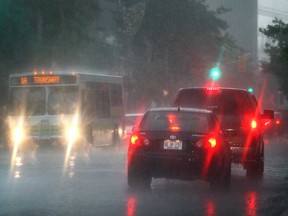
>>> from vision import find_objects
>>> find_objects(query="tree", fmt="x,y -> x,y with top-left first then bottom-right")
259,18 -> 288,97
128,0 -> 236,107
0,0 -> 118,73
0,0 -> 109,106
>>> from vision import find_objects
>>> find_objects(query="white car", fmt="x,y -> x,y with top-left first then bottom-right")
124,113 -> 143,136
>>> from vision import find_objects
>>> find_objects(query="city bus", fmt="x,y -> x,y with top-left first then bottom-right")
7,70 -> 125,150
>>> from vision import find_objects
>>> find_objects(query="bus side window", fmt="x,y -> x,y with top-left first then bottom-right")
84,89 -> 97,116
110,84 -> 123,106
95,83 -> 110,118
86,82 -> 111,118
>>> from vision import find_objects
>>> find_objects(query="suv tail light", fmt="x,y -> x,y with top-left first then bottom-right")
205,87 -> 220,94
242,117 -> 259,131
251,120 -> 257,129
196,136 -> 218,149
206,87 -> 219,91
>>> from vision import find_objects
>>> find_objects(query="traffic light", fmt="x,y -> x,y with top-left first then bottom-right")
210,67 -> 221,80
248,87 -> 253,93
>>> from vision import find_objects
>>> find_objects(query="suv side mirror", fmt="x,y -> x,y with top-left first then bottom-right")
261,110 -> 274,119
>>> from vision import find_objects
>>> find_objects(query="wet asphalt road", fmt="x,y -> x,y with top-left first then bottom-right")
0,136 -> 288,216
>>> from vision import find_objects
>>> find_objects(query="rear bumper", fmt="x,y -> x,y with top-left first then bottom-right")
227,134 -> 262,164
230,147 -> 259,163
128,151 -> 221,181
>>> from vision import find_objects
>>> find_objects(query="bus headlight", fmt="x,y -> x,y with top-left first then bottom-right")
12,126 -> 25,144
65,125 -> 80,143
62,113 -> 80,144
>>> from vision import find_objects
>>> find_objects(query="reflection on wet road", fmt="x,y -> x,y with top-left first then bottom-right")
127,196 -> 136,216
0,136 -> 288,215
246,191 -> 257,216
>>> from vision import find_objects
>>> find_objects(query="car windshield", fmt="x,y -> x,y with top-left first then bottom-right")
176,89 -> 256,115
141,111 -> 211,133
9,87 -> 46,116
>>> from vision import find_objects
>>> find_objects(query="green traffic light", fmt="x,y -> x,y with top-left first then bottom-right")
210,67 -> 221,80
248,87 -> 253,93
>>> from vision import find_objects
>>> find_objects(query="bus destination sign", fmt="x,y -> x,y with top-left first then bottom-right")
33,76 -> 60,84
10,75 -> 77,86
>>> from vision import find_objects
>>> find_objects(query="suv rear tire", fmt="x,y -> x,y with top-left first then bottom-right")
246,143 -> 264,180
246,159 -> 264,180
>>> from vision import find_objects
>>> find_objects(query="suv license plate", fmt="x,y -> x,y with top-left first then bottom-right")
163,140 -> 182,150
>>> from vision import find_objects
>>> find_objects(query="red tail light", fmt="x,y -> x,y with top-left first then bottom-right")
208,138 -> 217,148
206,87 -> 219,91
129,134 -> 150,147
205,87 -> 220,94
130,135 -> 139,145
196,136 -> 217,149
242,118 -> 258,130
169,126 -> 181,131
276,120 -> 281,125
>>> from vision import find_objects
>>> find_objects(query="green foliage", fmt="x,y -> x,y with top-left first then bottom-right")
0,0 -> 113,72
0,0 -> 236,110
130,0 -> 235,105
0,0 -> 113,106
120,0 -> 144,8
259,18 -> 288,96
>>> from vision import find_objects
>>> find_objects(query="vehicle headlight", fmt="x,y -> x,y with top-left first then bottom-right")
8,116 -> 26,145
118,127 -> 124,137
62,113 -> 81,144
12,126 -> 25,144
65,125 -> 79,143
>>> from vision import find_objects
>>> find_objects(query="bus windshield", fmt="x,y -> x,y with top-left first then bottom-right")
47,86 -> 79,115
9,87 -> 46,116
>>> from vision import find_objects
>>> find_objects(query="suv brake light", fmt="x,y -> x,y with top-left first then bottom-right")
251,120 -> 257,129
206,87 -> 219,91
242,117 -> 259,131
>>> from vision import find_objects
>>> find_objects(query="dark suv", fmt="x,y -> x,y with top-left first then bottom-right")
172,87 -> 274,178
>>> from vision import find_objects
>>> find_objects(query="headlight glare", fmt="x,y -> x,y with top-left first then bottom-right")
65,126 -> 79,143
12,127 -> 25,143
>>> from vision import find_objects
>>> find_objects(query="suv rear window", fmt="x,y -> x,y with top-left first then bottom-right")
174,89 -> 257,116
